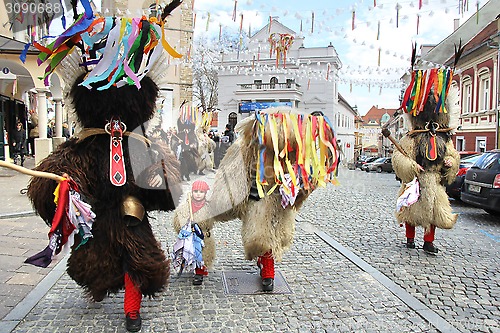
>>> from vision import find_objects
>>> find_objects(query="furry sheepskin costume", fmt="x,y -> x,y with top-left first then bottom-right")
23,1 -> 184,330
193,109 -> 338,290
195,127 -> 216,173
393,73 -> 460,250
28,74 -> 182,301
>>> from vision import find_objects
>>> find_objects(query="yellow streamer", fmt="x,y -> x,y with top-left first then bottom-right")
304,116 -> 313,186
269,115 -> 287,190
412,71 -> 423,116
283,115 -> 298,188
255,117 -> 266,198
290,115 -> 303,166
53,182 -> 61,204
161,22 -> 182,58
120,18 -> 129,40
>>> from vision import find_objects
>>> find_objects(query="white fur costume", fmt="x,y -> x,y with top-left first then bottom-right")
195,110 -> 338,262
393,85 -> 461,231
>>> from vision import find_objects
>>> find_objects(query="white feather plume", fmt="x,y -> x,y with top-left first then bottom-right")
55,49 -> 86,88
445,85 -> 460,131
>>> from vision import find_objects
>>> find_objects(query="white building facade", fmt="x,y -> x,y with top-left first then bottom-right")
214,19 -> 358,162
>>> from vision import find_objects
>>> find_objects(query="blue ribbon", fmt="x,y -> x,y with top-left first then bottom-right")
19,43 -> 31,63
79,0 -> 94,19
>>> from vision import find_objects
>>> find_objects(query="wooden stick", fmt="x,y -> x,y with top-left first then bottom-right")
0,160 -> 65,182
188,192 -> 193,221
382,128 -> 409,158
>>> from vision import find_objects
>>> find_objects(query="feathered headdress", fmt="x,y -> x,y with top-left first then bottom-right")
400,67 -> 454,116
21,0 -> 183,89
400,40 -> 465,119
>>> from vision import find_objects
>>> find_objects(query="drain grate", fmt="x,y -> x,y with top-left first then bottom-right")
222,270 -> 292,295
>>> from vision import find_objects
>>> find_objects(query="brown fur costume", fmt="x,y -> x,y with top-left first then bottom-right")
27,75 -> 182,301
195,110 -> 336,262
393,87 -> 460,230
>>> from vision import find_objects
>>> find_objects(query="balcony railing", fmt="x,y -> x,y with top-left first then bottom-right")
238,82 -> 301,90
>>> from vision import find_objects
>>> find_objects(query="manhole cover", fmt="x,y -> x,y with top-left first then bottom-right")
222,270 -> 292,295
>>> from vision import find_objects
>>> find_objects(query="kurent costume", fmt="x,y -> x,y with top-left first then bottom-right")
393,66 -> 461,254
172,180 -> 214,285
177,117 -> 199,181
195,110 -> 339,291
23,1 -> 183,331
195,124 -> 216,174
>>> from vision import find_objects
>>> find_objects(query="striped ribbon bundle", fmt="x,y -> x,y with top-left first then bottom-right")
178,106 -> 215,129
400,68 -> 454,116
22,0 -> 182,89
179,105 -> 199,125
254,112 -> 339,199
197,111 -> 214,129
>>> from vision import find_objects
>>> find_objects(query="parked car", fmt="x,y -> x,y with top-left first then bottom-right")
446,153 -> 483,200
458,151 -> 481,159
356,156 -> 378,170
364,157 -> 393,173
461,150 -> 500,215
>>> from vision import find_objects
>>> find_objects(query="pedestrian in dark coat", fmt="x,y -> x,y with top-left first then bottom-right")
11,122 -> 27,166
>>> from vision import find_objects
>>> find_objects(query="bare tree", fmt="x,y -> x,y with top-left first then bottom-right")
192,31 -> 249,112
192,40 -> 219,112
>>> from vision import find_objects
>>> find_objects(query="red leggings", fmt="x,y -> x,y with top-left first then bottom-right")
405,223 -> 436,242
124,273 -> 142,315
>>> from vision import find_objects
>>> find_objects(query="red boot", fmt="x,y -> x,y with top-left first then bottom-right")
257,251 -> 274,292
193,265 -> 208,285
124,273 -> 142,332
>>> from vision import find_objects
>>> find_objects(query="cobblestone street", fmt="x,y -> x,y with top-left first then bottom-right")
299,169 -> 499,333
1,167 -> 498,333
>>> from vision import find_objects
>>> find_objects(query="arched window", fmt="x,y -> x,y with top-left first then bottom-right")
228,112 -> 238,131
477,68 -> 491,111
380,113 -> 390,124
270,77 -> 278,89
461,75 -> 472,114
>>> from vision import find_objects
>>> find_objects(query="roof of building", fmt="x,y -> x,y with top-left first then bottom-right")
249,18 -> 305,49
338,93 -> 359,115
454,19 -> 499,65
0,35 -> 38,54
422,0 -> 500,65
362,106 -> 398,126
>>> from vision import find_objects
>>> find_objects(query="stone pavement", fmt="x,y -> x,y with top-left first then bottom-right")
0,162 -> 498,333
0,156 -> 60,324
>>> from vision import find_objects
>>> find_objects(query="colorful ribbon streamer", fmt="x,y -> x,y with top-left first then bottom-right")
400,68 -> 454,116
254,112 -> 339,201
23,0 -> 183,90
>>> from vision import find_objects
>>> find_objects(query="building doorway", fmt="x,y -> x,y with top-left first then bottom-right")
228,112 -> 237,131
